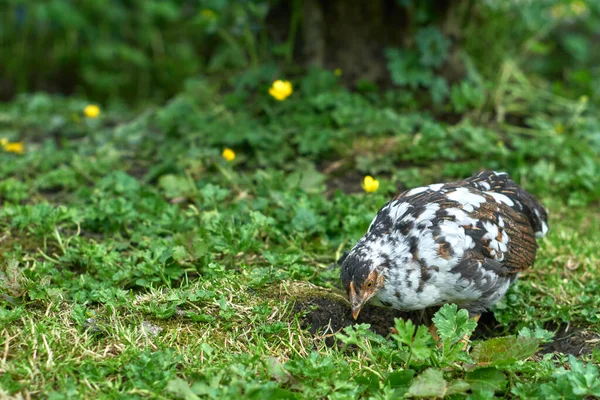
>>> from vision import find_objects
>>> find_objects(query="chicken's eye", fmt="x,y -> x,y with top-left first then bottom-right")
366,280 -> 373,289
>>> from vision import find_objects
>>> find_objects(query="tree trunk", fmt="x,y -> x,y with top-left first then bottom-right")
268,0 -> 468,86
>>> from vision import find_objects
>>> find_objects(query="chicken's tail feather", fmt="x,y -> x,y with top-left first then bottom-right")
465,170 -> 549,238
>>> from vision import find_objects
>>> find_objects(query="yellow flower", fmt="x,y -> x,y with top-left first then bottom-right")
201,9 -> 216,18
2,141 -> 24,154
84,104 -> 100,118
0,138 -> 7,146
554,123 -> 565,135
362,176 -> 379,193
334,68 -> 342,77
222,148 -> 236,162
268,80 -> 293,101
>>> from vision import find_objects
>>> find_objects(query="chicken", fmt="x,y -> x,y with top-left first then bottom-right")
340,171 -> 549,323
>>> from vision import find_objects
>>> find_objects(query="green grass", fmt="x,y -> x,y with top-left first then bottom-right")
1,88 -> 599,399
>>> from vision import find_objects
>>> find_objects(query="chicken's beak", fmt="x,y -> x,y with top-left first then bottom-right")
349,282 -> 364,320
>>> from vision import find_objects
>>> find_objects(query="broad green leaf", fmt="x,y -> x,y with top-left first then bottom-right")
286,160 -> 326,193
518,326 -> 554,342
411,325 -> 434,360
265,356 -> 290,383
391,318 -> 416,346
408,369 -> 471,398
166,378 -> 201,400
335,323 -> 380,352
385,369 -> 415,388
563,355 -> 600,397
355,371 -> 380,389
447,379 -> 470,395
385,48 -> 433,88
408,368 -> 447,398
467,389 -> 497,399
466,367 -> 507,394
471,336 -> 541,367
430,76 -> 449,105
172,245 -> 188,262
415,26 -> 450,68
391,318 -> 433,361
432,303 -> 477,343
539,379 -> 577,400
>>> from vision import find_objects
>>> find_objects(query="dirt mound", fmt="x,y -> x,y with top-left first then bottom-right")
541,327 -> 599,356
295,295 -> 598,355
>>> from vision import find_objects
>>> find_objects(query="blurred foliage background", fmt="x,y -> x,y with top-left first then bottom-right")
1,0 -> 599,204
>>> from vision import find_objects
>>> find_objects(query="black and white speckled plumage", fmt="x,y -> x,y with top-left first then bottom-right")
340,171 -> 549,317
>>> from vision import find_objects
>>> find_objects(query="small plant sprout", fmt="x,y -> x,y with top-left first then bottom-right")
269,80 -> 293,101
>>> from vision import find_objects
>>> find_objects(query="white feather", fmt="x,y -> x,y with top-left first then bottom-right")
446,188 -> 486,212
406,186 -> 428,196
487,192 -> 514,207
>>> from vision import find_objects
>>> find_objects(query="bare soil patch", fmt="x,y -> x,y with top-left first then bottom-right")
296,296 -> 598,355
